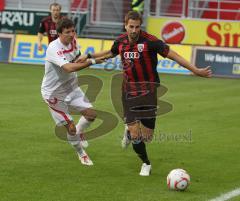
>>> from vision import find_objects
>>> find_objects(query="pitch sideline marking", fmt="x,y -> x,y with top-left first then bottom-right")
208,188 -> 240,201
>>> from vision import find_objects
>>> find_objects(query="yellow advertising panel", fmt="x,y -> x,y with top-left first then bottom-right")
77,38 -> 102,54
158,44 -> 192,74
12,35 -> 48,64
147,17 -> 240,48
11,34 -> 192,74
12,35 -> 103,64
102,40 -> 114,50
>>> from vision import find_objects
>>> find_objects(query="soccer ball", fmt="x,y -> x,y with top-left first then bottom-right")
167,169 -> 190,191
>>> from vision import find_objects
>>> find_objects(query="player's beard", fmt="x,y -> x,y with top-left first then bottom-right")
130,32 -> 139,43
54,14 -> 60,20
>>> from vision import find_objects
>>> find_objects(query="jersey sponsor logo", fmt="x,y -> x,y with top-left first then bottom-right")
161,21 -> 185,44
123,51 -> 140,59
137,44 -> 144,52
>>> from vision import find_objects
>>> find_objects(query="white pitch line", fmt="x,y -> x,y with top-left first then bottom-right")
208,188 -> 240,201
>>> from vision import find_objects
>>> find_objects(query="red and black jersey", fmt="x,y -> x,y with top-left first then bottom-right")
111,31 -> 169,96
38,16 -> 62,43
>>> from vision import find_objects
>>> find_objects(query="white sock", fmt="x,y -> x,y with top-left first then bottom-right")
76,116 -> 91,135
67,133 -> 83,154
124,125 -> 128,133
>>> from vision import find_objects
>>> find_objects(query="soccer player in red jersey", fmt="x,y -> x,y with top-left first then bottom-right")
37,3 -> 62,51
79,11 -> 212,176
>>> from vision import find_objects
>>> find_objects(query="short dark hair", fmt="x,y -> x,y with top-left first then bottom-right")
56,18 -> 74,33
124,11 -> 142,25
49,3 -> 62,10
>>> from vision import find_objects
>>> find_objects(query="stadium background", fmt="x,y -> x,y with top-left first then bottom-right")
0,0 -> 240,201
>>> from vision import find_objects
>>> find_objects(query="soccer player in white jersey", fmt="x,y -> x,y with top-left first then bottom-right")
41,18 -> 103,166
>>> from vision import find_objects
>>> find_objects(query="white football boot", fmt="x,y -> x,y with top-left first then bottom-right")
77,149 -> 93,166
139,163 -> 152,176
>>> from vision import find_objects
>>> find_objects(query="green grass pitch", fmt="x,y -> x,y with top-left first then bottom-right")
0,63 -> 240,201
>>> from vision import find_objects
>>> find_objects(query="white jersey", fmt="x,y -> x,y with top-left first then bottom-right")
41,37 -> 81,99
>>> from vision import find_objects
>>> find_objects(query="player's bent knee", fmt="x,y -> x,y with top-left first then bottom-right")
127,121 -> 154,141
129,130 -> 140,140
140,123 -> 154,142
127,121 -> 141,140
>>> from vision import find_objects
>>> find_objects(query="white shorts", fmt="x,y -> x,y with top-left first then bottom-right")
43,87 -> 92,126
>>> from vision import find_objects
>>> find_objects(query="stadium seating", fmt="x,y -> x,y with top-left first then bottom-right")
0,0 -> 5,11
165,0 -> 184,17
164,0 -> 240,20
5,0 -> 70,12
201,0 -> 240,20
3,0 -> 239,39
80,0 -> 129,39
71,0 -> 88,12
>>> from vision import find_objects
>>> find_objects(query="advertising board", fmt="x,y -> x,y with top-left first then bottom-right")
0,33 -> 14,62
193,46 -> 240,78
147,17 -> 240,48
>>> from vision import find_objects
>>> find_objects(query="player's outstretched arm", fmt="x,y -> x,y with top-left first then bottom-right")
62,58 -> 104,73
91,50 -> 113,59
75,50 -> 114,63
167,49 -> 212,78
